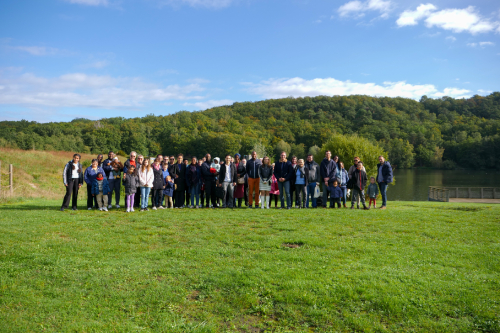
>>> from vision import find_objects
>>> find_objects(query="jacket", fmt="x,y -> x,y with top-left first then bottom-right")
320,158 -> 337,182
294,166 -> 309,186
163,180 -> 174,197
377,161 -> 393,184
236,162 -> 246,179
246,158 -> 262,179
186,164 -> 202,187
304,160 -> 320,183
122,173 -> 140,195
201,160 -> 217,182
123,159 -> 139,174
217,163 -> 237,185
173,163 -> 187,191
138,167 -> 154,187
352,168 -> 368,191
102,158 -> 114,178
328,186 -> 343,198
84,166 -> 105,185
338,168 -> 349,186
258,164 -> 273,182
63,160 -> 83,186
348,164 -> 365,178
367,183 -> 379,198
91,178 -> 110,195
274,160 -> 294,181
152,165 -> 165,190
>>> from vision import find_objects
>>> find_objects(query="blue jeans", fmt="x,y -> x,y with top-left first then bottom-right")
140,187 -> 151,209
306,182 -> 317,208
378,182 -> 388,206
341,186 -> 347,205
278,181 -> 291,208
190,183 -> 200,206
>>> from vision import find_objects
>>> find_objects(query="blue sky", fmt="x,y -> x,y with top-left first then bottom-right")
0,0 -> 499,122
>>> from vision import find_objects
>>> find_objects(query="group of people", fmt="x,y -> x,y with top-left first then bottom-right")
60,150 -> 393,212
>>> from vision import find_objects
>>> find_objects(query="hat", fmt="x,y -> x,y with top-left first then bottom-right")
214,157 -> 220,162
234,153 -> 241,158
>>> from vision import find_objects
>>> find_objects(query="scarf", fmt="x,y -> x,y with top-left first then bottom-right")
153,163 -> 160,171
96,176 -> 103,181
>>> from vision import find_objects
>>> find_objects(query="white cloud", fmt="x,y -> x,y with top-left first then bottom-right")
82,60 -> 109,68
446,36 -> 457,41
397,4 -> 500,34
243,77 -> 472,100
467,42 -> 477,47
478,89 -> 493,95
0,71 -> 206,109
183,99 -> 234,110
64,0 -> 109,5
160,0 -> 232,8
338,0 -> 392,18
10,46 -> 69,56
479,41 -> 494,46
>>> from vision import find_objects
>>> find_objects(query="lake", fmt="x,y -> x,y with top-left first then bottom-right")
388,169 -> 500,201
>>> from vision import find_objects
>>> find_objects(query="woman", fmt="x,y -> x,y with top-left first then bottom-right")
84,159 -> 105,210
233,154 -> 246,208
270,163 -> 279,208
151,157 -> 165,210
258,156 -> 273,209
289,156 -> 298,208
61,153 -> 84,211
186,156 -> 202,208
338,162 -> 349,208
333,155 -> 341,183
138,158 -> 154,211
134,155 -> 144,208
197,159 -> 205,208
294,159 -> 309,208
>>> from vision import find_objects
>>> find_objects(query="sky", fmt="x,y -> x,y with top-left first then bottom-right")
0,0 -> 499,122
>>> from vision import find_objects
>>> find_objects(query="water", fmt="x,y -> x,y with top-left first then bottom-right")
388,169 -> 500,201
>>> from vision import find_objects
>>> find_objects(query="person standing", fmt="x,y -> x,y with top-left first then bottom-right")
246,151 -> 262,208
376,155 -> 393,210
123,165 -> 139,212
174,154 -> 187,208
96,154 -> 104,168
201,153 -> 217,208
167,155 -> 177,207
294,159 -> 308,208
106,157 -> 123,209
84,159 -> 105,210
138,158 -> 154,211
197,159 -> 205,208
348,156 -> 365,207
351,161 -> 369,210
217,154 -> 237,208
338,162 -> 349,208
274,151 -> 294,209
241,158 -> 248,206
91,172 -> 111,211
233,154 -> 246,208
183,158 -> 190,206
102,151 -> 115,207
258,156 -> 273,209
151,157 -> 165,210
186,156 -> 202,208
304,154 -> 320,208
134,155 -> 144,208
289,156 -> 298,208
60,153 -> 84,211
320,151 -> 336,208
123,151 -> 137,209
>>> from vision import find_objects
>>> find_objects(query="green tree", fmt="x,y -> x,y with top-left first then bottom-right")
275,140 -> 291,161
384,138 -> 415,168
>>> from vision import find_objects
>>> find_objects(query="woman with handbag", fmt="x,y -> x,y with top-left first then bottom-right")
258,156 -> 273,209
233,154 -> 246,208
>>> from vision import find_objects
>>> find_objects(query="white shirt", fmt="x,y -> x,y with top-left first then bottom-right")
224,164 -> 231,182
71,163 -> 79,178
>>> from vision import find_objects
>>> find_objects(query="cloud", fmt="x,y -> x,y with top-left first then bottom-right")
396,4 -> 500,34
183,99 -> 234,110
467,41 -> 495,48
243,77 -> 472,100
337,0 -> 392,18
9,46 -> 72,56
446,36 -> 457,41
160,0 -> 233,8
82,60 -> 109,68
0,71 -> 207,109
64,0 -> 109,5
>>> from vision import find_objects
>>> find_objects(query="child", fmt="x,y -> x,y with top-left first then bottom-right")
163,175 -> 175,208
351,161 -> 369,210
367,176 -> 379,209
91,172 -> 111,211
328,179 -> 343,208
270,171 -> 280,208
161,162 -> 170,208
123,165 -> 139,212
211,157 -> 221,206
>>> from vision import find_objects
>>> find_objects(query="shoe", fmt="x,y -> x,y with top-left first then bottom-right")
380,206 -> 387,210
131,208 -> 135,212
126,208 -> 130,213
196,205 -> 200,208
255,205 -> 259,209
60,208 -> 64,211
116,205 -> 120,209
189,205 -> 194,209
287,207 -> 291,210
103,207 -> 108,211
72,208 -> 77,211
363,206 -> 369,210
99,208 -> 103,211
140,209 -> 145,212
343,204 -> 347,208
88,208 -> 92,210
108,205 -> 112,209
145,208 -> 149,211
350,206 -> 354,209
261,205 -> 264,209
152,207 -> 157,210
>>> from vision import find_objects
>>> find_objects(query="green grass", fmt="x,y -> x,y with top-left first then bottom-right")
1,200 -> 499,333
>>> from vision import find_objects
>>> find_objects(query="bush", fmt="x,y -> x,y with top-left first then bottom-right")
442,160 -> 457,170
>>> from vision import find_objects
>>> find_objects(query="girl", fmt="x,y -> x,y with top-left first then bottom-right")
234,154 -> 246,208
258,156 -> 273,209
338,162 -> 349,208
186,156 -> 201,208
151,157 -> 165,210
61,153 -> 83,211
294,159 -> 308,209
84,159 -> 105,210
161,162 -> 170,207
163,175 -> 175,208
123,165 -> 139,212
91,172 -> 111,211
138,158 -> 154,211
270,164 -> 280,208
367,176 -> 379,208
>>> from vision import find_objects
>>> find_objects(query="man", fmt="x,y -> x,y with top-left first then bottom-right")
174,154 -> 187,208
167,155 -> 177,206
102,151 -> 115,208
274,151 -> 294,209
201,153 -> 217,208
246,151 -> 262,208
289,156 -> 298,208
320,151 -> 336,208
217,154 -> 237,208
241,158 -> 248,206
183,158 -> 190,206
304,154 -> 320,208
376,155 -> 393,210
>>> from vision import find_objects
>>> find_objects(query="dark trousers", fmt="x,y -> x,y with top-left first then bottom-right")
108,178 -> 121,206
185,189 -> 190,207
134,191 -> 141,207
295,184 -> 307,208
152,189 -> 163,207
244,182 -> 248,206
289,185 -> 296,207
175,188 -> 185,207
200,188 -> 205,207
62,179 -> 80,209
86,183 -> 97,209
330,197 -> 341,208
204,180 -> 216,207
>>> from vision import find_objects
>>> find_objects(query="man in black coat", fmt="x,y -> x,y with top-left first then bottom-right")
201,153 -> 217,208
174,154 -> 187,208
217,154 -> 237,208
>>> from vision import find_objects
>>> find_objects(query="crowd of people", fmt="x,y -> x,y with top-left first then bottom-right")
60,150 -> 393,212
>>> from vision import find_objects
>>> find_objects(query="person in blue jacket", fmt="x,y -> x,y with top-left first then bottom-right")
376,155 -> 393,209
91,172 -> 111,211
273,151 -> 294,209
320,151 -> 337,208
338,162 -> 349,208
84,158 -> 105,210
186,156 -> 202,208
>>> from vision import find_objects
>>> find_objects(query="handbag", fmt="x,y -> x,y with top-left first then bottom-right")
313,185 -> 320,198
346,177 -> 355,190
237,177 -> 245,185
216,186 -> 225,199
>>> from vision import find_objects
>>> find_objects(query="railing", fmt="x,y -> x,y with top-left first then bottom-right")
429,186 -> 500,202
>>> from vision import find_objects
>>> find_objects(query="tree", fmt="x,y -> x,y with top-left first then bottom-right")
275,140 -> 291,161
384,138 -> 415,168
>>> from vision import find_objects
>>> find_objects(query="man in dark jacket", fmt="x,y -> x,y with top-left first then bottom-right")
351,161 -> 369,210
320,151 -> 337,208
102,151 -> 115,178
376,155 -> 393,210
174,154 -> 187,208
305,154 -> 320,208
217,154 -> 237,208
246,151 -> 262,208
201,153 -> 217,208
274,151 -> 294,209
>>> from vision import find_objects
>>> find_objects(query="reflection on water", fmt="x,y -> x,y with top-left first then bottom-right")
388,169 -> 500,201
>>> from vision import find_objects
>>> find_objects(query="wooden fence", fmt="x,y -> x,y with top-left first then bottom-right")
0,161 -> 14,195
429,186 -> 500,202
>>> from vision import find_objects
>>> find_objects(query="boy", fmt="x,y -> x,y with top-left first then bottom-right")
91,172 -> 111,211
367,176 -> 379,209
328,179 -> 343,208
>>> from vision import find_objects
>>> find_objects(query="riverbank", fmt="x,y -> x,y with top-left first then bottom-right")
1,199 -> 499,332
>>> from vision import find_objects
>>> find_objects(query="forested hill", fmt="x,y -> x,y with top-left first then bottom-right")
1,93 -> 500,169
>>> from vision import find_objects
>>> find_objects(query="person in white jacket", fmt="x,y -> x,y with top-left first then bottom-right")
138,158 -> 154,211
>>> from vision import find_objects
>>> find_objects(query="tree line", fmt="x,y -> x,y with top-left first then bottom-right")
1,92 -> 499,169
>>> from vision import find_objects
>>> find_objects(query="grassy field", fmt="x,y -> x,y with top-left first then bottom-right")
0,199 -> 499,332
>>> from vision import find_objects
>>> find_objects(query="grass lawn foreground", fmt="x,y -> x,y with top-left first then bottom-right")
0,199 -> 499,332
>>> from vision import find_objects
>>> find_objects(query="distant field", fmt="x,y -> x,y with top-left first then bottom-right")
0,199 -> 499,332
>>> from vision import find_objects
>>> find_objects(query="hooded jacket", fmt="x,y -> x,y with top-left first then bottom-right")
122,172 -> 140,195
91,177 -> 110,195
352,168 -> 368,191
62,160 -> 84,186
367,183 -> 379,198
376,161 -> 393,183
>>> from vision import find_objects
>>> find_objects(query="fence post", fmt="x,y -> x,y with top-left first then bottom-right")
0,160 -> 2,192
9,164 -> 13,195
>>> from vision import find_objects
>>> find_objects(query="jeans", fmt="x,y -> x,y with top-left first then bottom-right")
306,182 -> 318,208
378,182 -> 388,206
140,187 -> 151,209
321,182 -> 329,207
278,180 -> 291,208
190,183 -> 201,206
341,186 -> 347,205
108,178 -> 121,206
351,188 -> 366,207
295,184 -> 306,208
220,182 -> 234,208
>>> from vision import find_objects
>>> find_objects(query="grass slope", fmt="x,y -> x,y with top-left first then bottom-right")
1,200 -> 499,332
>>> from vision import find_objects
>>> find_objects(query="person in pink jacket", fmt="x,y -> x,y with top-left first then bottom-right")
269,163 -> 280,208
138,158 -> 154,211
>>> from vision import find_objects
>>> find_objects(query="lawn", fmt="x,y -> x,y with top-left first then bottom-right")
0,199 -> 499,332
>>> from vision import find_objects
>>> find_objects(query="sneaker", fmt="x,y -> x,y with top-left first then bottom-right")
103,207 -> 108,211
131,207 -> 135,212
380,206 -> 387,210
196,205 -> 200,209
72,208 -> 77,211
88,207 -> 92,210
99,208 -> 103,211
287,207 -> 291,210
60,208 -> 64,211
363,206 -> 370,210
152,207 -> 157,210
116,205 -> 120,209
140,209 -> 145,212
261,205 -> 264,209
189,205 -> 194,209
126,208 -> 130,213
108,205 -> 112,209
145,208 -> 149,211
159,206 -> 165,209
350,206 -> 354,209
